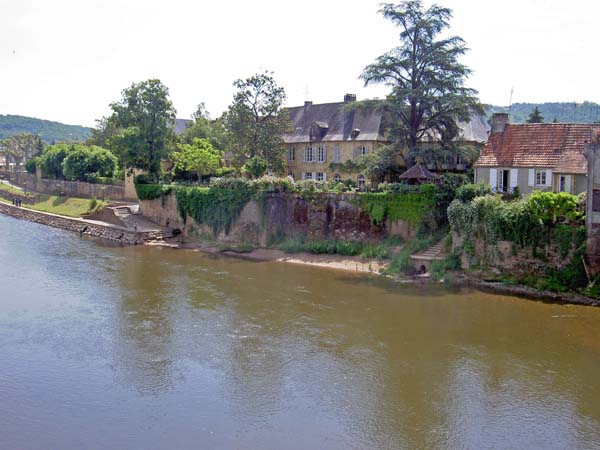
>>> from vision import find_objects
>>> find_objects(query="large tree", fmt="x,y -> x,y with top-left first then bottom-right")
361,1 -> 480,165
180,103 -> 231,152
223,72 -> 290,173
108,79 -> 176,182
0,132 -> 44,170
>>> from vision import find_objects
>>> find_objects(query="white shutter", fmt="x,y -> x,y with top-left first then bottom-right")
489,168 -> 497,190
565,175 -> 572,193
510,169 -> 518,189
301,172 -> 305,180
324,146 -> 327,163
302,148 -> 306,163
546,169 -> 553,187
528,169 -> 535,187
323,172 -> 327,181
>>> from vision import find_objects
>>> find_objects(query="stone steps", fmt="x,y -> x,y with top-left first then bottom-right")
410,240 -> 446,261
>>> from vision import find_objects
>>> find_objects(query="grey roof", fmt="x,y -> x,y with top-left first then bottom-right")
174,118 -> 192,135
399,163 -> 437,180
283,101 -> 489,145
283,102 -> 385,144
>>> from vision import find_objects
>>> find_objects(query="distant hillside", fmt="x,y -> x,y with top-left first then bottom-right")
0,114 -> 91,143
488,102 -> 600,124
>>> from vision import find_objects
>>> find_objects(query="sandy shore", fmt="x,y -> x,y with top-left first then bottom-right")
150,239 -> 388,274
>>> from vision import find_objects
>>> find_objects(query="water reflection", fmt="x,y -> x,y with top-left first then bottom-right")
1,215 -> 600,449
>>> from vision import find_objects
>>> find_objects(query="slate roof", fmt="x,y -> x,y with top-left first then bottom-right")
475,123 -> 600,174
174,118 -> 192,135
283,101 -> 489,144
399,163 -> 437,180
283,102 -> 385,143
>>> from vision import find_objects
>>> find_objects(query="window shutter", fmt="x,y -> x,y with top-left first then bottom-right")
565,175 -> 572,193
528,169 -> 535,187
546,169 -> 553,187
323,172 -> 327,181
353,147 -> 359,160
510,169 -> 518,189
323,146 -> 327,163
302,148 -> 306,163
489,168 -> 497,190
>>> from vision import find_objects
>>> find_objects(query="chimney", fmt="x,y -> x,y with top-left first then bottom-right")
344,94 -> 356,103
491,113 -> 509,134
304,101 -> 312,107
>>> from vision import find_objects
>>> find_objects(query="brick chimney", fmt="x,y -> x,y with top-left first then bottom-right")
491,113 -> 509,134
344,94 -> 356,103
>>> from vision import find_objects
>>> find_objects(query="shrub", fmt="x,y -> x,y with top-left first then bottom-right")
25,157 -> 40,174
62,145 -> 117,182
243,156 -> 268,179
88,197 -> 98,211
361,244 -> 390,259
455,183 -> 491,203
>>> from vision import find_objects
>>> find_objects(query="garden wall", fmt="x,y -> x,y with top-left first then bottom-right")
8,172 -> 130,201
140,192 -> 416,246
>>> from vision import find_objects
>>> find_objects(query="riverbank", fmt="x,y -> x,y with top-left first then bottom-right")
2,201 -> 599,307
0,201 -> 164,245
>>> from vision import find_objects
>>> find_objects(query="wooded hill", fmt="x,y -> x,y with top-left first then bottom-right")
487,102 -> 600,124
0,114 -> 91,143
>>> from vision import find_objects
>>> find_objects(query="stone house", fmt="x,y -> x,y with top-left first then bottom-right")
283,95 -> 488,185
474,113 -> 599,195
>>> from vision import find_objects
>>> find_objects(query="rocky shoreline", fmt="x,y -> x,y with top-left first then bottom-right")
0,201 -> 163,245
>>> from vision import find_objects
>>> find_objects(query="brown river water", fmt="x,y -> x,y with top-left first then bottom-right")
1,213 -> 600,450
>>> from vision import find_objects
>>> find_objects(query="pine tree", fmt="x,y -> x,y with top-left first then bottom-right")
527,107 -> 544,123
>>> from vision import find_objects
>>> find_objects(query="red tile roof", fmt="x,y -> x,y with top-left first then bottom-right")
475,123 -> 600,174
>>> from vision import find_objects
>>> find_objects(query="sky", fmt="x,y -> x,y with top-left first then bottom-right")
1,0 -> 599,128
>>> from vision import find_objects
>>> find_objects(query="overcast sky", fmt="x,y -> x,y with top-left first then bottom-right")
1,0 -> 599,127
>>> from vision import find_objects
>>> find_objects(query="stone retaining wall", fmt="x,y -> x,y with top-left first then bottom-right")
140,192 -> 415,246
0,202 -> 161,245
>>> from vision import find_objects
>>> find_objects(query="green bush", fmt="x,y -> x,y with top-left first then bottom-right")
25,157 -> 40,174
135,183 -> 173,200
359,184 -> 436,226
62,145 -> 117,182
455,183 -> 491,202
361,244 -> 390,259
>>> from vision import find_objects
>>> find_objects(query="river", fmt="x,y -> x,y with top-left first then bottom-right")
1,213 -> 600,450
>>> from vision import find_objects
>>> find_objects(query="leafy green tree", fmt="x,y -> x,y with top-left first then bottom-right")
180,103 -> 231,151
223,72 -> 291,172
361,1 -> 480,165
0,133 -> 43,170
39,144 -> 74,178
108,79 -> 176,182
87,116 -> 121,149
527,106 -> 545,123
62,145 -> 117,181
242,156 -> 268,179
171,138 -> 221,182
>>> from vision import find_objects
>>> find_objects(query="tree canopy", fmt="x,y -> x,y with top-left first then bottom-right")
62,145 -> 117,181
180,103 -> 231,152
223,72 -> 291,173
361,1 -> 480,165
1,132 -> 44,168
108,79 -> 176,181
171,138 -> 221,181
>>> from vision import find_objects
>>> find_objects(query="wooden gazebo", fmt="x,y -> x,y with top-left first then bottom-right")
398,163 -> 438,184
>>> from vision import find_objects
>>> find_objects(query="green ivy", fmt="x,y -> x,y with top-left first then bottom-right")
173,185 -> 254,235
358,184 -> 436,226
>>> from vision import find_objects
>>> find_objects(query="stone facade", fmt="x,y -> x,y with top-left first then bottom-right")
140,192 -> 416,246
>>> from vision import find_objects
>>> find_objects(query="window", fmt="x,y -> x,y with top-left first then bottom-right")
288,146 -> 295,161
305,146 -> 314,162
316,172 -> 325,181
303,172 -> 313,180
357,175 -> 365,188
360,146 -> 369,156
535,169 -> 546,186
333,174 -> 341,183
333,146 -> 341,163
317,146 -> 326,163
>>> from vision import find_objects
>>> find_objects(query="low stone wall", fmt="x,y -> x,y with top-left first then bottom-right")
0,202 -> 161,245
140,192 -> 415,246
8,172 -> 130,201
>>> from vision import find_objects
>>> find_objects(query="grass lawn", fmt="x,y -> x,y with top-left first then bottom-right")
0,183 -> 108,217
24,195 -> 108,217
